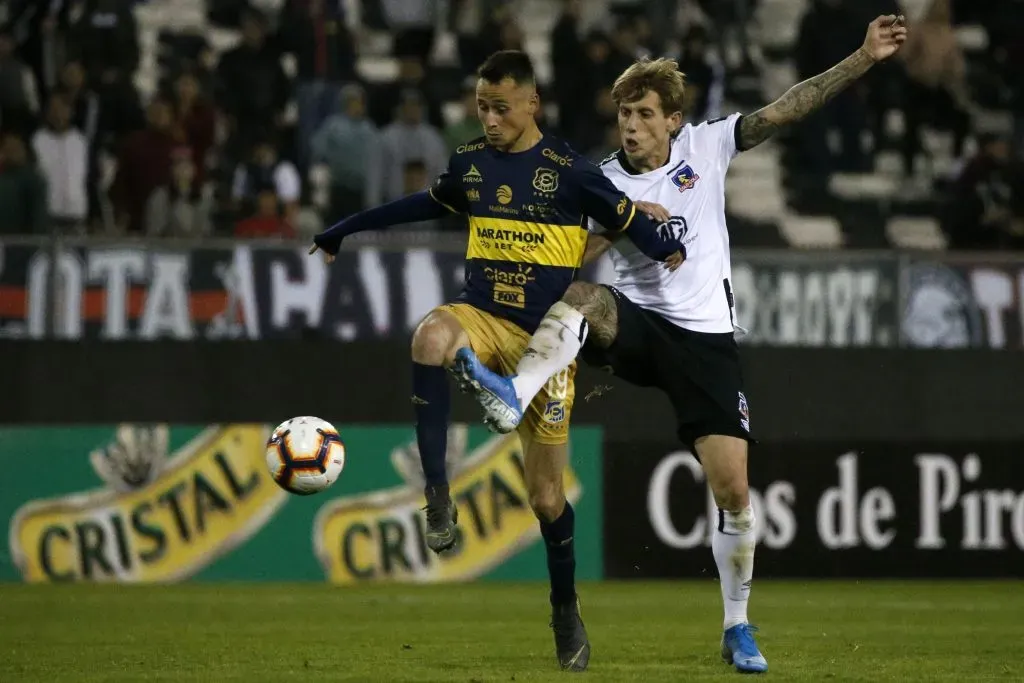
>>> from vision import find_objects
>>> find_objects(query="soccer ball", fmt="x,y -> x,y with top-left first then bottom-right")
265,416 -> 346,495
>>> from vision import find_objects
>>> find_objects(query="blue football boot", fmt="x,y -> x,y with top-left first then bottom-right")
721,623 -> 768,673
451,347 -> 523,434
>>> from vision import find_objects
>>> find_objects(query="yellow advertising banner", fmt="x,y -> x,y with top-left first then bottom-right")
314,429 -> 581,584
10,424 -> 285,582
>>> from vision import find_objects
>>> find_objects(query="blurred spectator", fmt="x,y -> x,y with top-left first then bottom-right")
442,82 -> 481,152
232,136 -> 302,226
90,65 -> 145,150
70,0 -> 141,78
943,134 -> 1024,249
234,188 -> 296,238
215,8 -> 290,150
31,92 -> 89,230
394,159 -> 439,231
577,87 -> 618,160
695,0 -> 757,72
59,61 -> 99,144
608,16 -> 650,77
3,0 -> 71,97
58,60 -> 104,224
310,83 -> 380,218
145,149 -> 214,237
457,2 -> 522,76
0,132 -> 47,234
897,0 -> 970,177
377,90 -> 446,204
794,0 -> 871,179
170,69 -> 216,186
382,0 -> 436,62
677,25 -> 723,123
369,55 -> 445,129
0,30 -> 39,136
111,98 -> 179,233
551,0 -> 586,140
277,0 -> 357,172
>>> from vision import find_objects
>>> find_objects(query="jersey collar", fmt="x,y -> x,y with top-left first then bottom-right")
616,141 -> 675,176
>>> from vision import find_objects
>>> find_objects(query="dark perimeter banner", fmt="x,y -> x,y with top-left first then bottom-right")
0,240 -> 900,346
604,441 -> 1024,578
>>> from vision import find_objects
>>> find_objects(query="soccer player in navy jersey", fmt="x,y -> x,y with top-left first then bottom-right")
310,50 -> 683,671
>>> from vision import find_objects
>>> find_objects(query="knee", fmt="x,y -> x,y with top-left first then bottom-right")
528,482 -> 566,523
411,313 -> 456,366
712,478 -> 750,514
560,282 -> 591,309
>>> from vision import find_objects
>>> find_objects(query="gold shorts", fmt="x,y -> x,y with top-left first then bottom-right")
440,303 -> 575,445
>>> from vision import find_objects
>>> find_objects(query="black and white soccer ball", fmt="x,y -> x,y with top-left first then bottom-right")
265,416 -> 346,495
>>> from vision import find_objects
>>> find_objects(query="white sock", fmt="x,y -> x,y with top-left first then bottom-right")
712,505 -> 756,630
511,302 -> 588,406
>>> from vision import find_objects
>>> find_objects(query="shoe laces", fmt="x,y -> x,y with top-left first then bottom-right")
422,500 -> 448,528
550,605 -> 579,638
732,624 -> 760,653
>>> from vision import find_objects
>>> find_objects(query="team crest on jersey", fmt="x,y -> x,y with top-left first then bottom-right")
671,164 -> 700,192
532,168 -> 559,194
543,400 -> 566,424
738,392 -> 750,432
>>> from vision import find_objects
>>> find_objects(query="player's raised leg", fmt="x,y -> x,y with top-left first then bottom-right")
519,431 -> 590,672
696,434 -> 767,674
455,282 -> 613,433
410,308 -> 470,553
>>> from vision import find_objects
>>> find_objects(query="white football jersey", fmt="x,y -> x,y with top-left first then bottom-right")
590,112 -> 742,334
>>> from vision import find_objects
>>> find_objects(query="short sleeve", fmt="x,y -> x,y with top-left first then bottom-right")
573,159 -> 636,233
684,112 -> 743,166
427,157 -> 469,214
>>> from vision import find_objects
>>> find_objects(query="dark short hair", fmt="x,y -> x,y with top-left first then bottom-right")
477,50 -> 535,86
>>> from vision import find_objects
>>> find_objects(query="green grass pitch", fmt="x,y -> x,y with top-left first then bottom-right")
1,581 -> 1020,682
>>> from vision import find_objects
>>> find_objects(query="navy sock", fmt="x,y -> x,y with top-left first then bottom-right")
540,501 -> 577,606
412,362 -> 450,488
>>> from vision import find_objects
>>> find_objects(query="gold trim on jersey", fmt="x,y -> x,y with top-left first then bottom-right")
428,187 -> 461,214
617,202 -> 637,232
467,216 -> 587,268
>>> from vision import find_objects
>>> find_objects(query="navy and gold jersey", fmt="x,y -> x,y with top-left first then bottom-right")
429,135 -> 638,333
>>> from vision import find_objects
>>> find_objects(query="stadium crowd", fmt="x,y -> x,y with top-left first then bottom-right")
0,0 -> 1020,248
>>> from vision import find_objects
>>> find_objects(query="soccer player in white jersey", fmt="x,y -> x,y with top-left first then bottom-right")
452,15 -> 908,674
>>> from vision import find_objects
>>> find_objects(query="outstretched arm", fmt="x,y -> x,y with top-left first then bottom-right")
737,14 -> 908,151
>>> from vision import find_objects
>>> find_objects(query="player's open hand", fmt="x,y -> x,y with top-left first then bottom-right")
664,250 -> 684,272
308,242 -> 335,264
635,201 -> 671,224
862,14 -> 907,62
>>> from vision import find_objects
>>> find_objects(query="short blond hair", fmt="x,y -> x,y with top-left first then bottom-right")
610,57 -> 687,115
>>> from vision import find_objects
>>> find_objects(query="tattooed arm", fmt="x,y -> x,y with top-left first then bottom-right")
737,14 -> 908,151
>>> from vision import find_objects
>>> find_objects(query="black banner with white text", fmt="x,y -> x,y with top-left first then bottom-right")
0,240 -> 900,345
603,442 -> 1024,578
6,239 -> 1024,349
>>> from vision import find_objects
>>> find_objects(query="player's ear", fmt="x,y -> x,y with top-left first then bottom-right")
527,88 -> 540,115
667,110 -> 683,133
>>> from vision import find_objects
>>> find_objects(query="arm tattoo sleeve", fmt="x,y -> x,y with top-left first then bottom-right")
738,47 -> 875,151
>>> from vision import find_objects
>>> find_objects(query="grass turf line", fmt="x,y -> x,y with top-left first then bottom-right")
1,580 -> 1020,682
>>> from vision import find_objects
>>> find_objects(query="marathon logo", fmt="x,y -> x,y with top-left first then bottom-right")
475,226 -> 547,244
